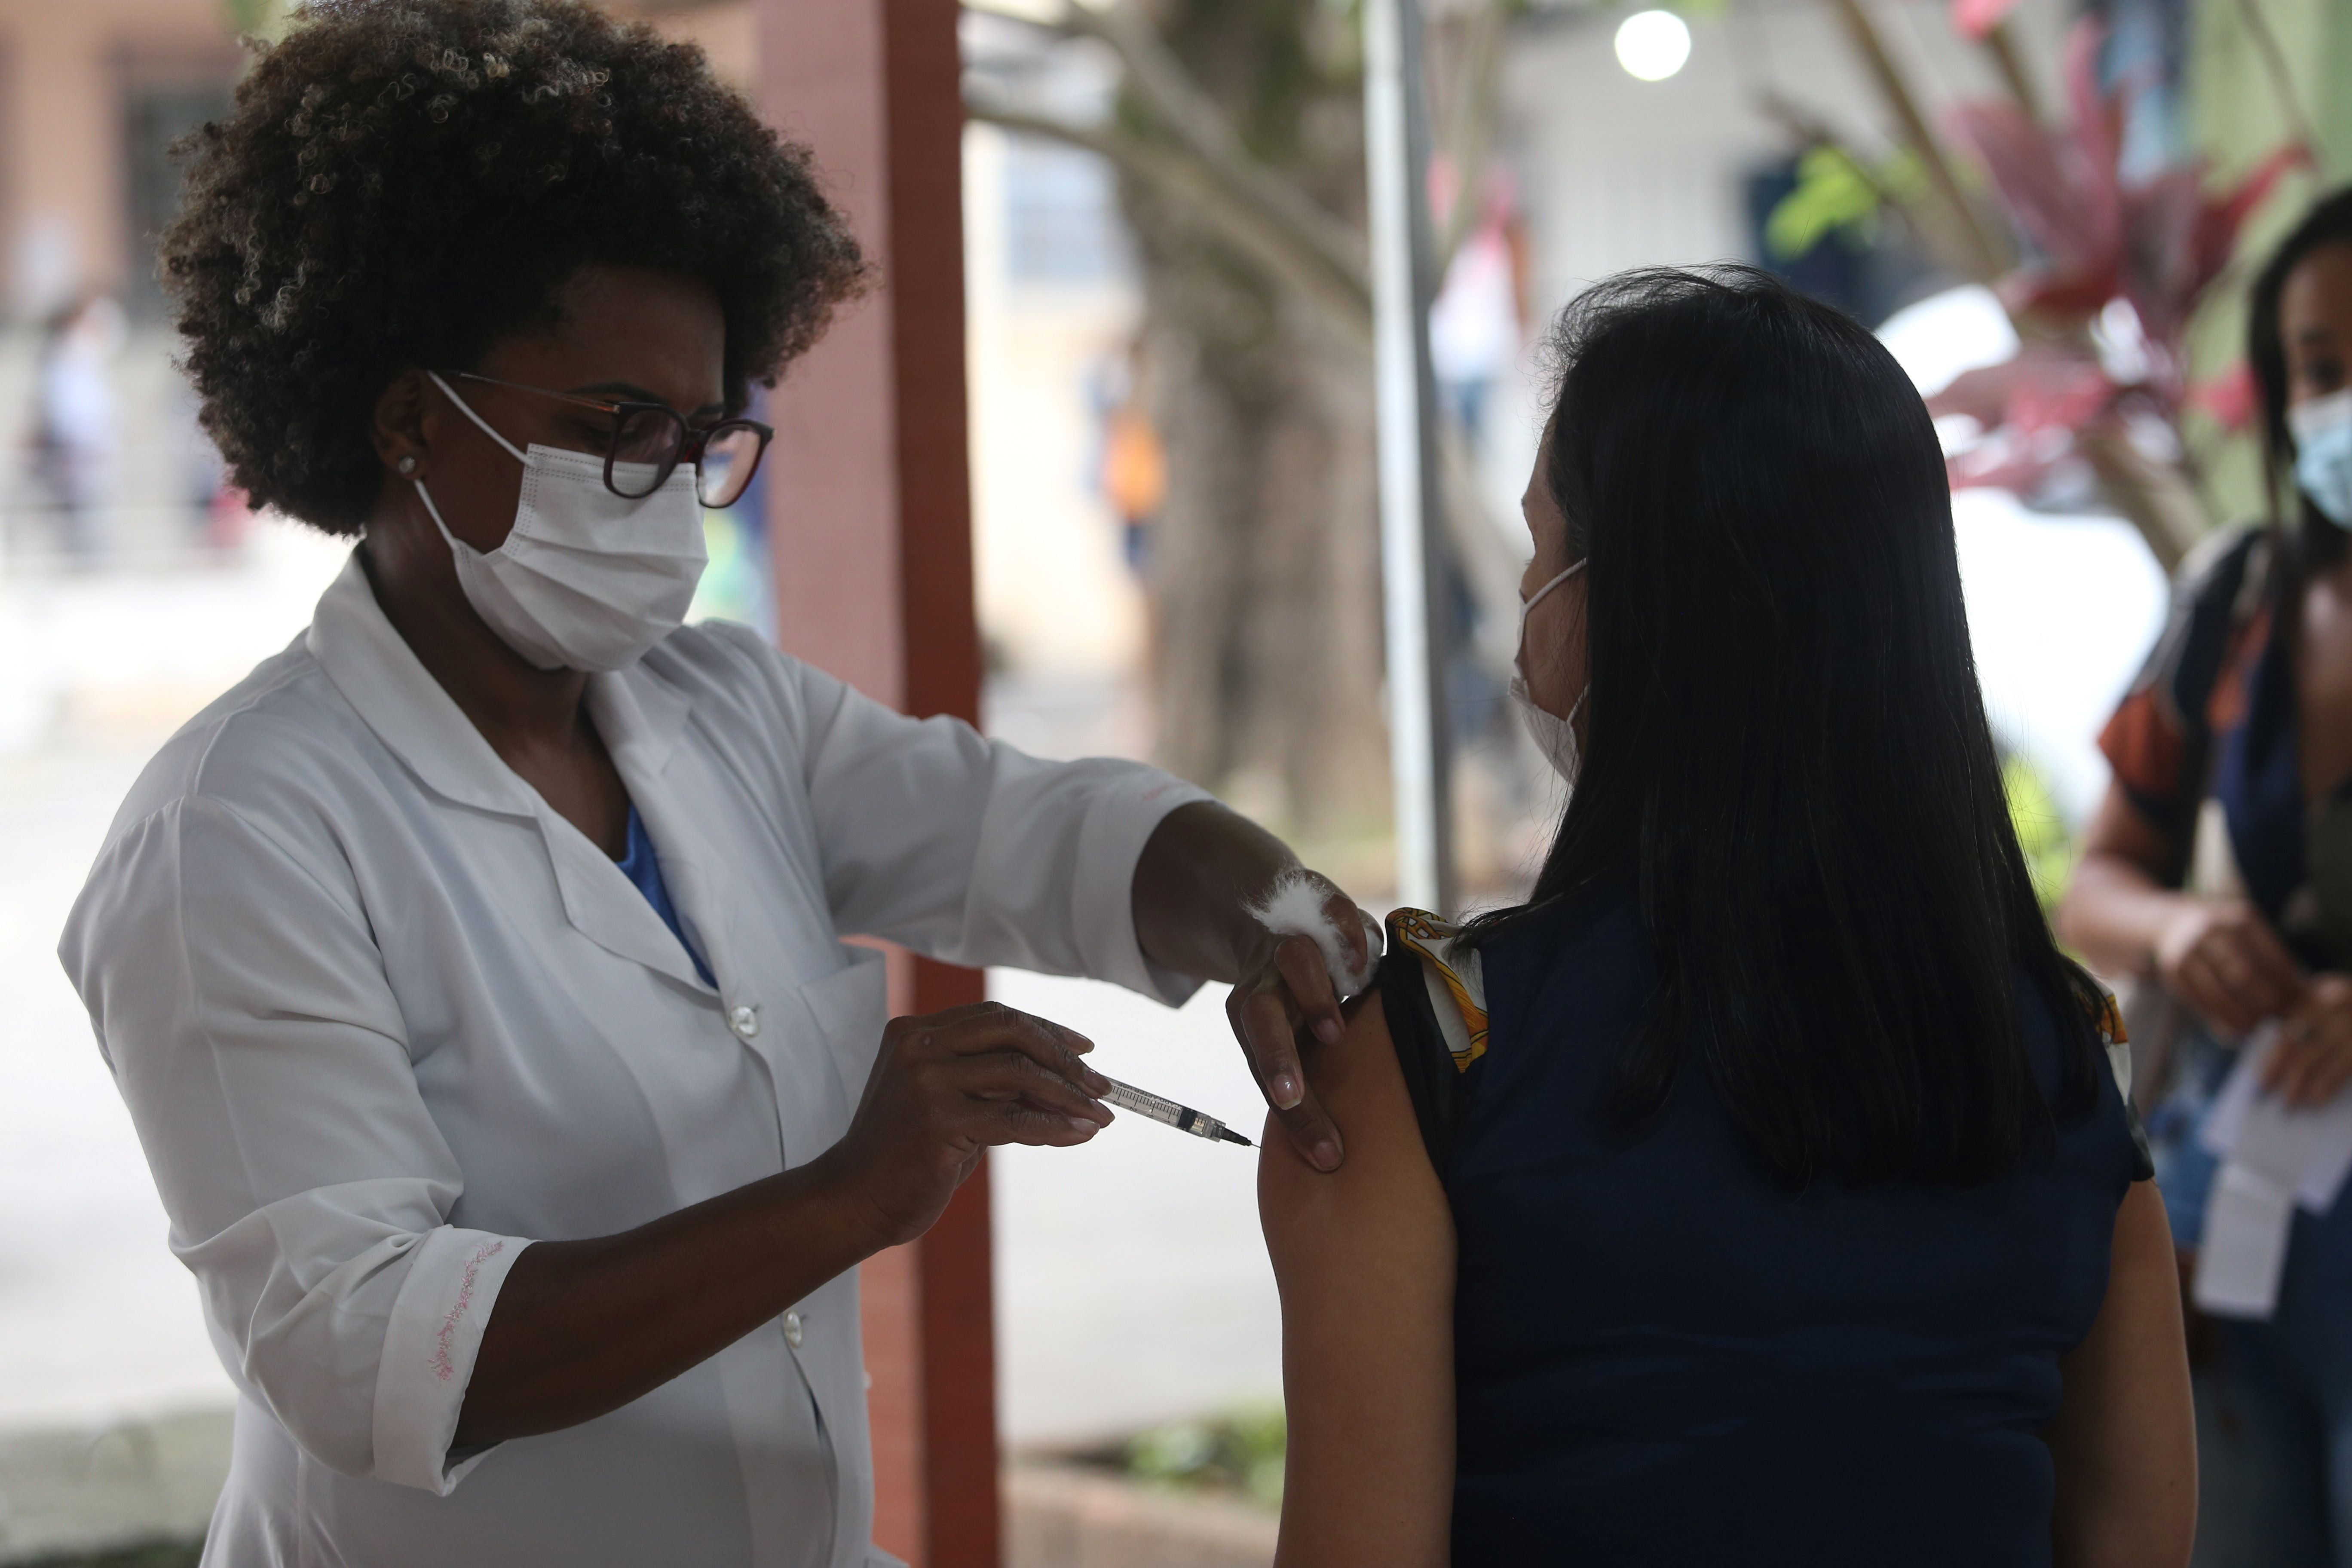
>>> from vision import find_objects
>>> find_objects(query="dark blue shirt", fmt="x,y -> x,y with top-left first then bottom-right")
1446,878 -> 2140,1566
616,803 -> 714,987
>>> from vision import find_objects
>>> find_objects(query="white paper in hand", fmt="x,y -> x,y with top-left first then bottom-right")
2194,1162 -> 2298,1319
2194,1022 -> 2352,1318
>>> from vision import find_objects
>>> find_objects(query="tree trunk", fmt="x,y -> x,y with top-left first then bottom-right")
1121,0 -> 1390,836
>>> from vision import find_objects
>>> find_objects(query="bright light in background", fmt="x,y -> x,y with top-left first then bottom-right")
1614,10 -> 1691,82
1876,284 -> 2018,399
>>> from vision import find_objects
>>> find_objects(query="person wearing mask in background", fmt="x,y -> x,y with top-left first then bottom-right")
1257,266 -> 2194,1568
2061,186 -> 2352,1566
58,3 -> 1370,1563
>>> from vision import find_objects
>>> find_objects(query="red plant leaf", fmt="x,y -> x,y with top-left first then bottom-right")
2122,171 -> 2204,354
1927,343 -> 2114,434
2193,144 -> 2310,283
2003,266 -> 2122,326
1948,445 -> 2069,495
1951,0 -> 2023,40
1949,102 -> 2103,274
2189,363 -> 2259,431
2060,23 -> 2125,257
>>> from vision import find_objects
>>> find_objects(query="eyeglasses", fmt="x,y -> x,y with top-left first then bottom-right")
449,371 -> 774,508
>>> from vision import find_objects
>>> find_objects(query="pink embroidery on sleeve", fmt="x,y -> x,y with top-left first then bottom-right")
429,1240 -> 506,1383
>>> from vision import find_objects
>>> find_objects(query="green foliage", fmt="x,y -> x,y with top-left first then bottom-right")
221,0 -> 285,37
1125,1406 -> 1288,1507
2003,753 -> 2076,913
1764,145 -> 1925,262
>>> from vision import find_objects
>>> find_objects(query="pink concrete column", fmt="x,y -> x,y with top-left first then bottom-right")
754,0 -> 998,1562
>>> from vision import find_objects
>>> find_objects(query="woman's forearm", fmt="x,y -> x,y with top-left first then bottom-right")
454,1149 -> 883,1446
2058,851 -> 2191,978
1133,799 -> 1364,1166
455,999 -> 1116,1446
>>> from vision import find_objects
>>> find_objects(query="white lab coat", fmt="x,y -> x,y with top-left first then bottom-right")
58,554 -> 1210,1568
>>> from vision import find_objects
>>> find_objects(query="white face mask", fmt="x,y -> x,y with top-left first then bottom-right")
2291,389 -> 2352,529
410,371 -> 709,672
1508,558 -> 1588,786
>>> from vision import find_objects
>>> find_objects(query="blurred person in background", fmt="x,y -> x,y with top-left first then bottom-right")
1087,338 -> 1165,586
1260,266 -> 2193,1568
27,292 -> 123,562
1427,172 -> 1527,447
167,371 -> 254,555
57,3 -> 1371,1563
2061,185 -> 2352,1567
1099,366 -> 1166,580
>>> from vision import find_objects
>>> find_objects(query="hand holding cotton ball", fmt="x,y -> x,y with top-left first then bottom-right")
1246,870 -> 1383,998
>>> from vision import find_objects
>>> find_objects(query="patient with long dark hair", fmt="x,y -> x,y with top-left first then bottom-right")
1259,266 -> 2195,1567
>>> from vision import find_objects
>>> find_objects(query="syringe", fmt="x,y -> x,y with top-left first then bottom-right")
1097,1073 -> 1255,1146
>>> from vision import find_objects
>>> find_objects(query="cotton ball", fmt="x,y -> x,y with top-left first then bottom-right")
1246,870 -> 1382,998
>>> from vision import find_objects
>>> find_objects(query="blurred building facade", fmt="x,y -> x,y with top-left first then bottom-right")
0,0 -> 755,324
0,0 -> 239,323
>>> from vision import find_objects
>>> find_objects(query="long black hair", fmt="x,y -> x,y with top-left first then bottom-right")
1479,266 -> 2107,1188
2248,187 -> 2352,573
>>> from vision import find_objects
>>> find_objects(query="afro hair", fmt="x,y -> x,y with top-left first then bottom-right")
162,0 -> 867,533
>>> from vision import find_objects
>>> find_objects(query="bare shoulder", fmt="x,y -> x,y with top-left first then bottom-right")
1257,983 -> 1449,1276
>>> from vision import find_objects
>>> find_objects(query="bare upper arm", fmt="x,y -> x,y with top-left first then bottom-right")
2046,1180 -> 2196,1568
1259,984 -> 1456,1568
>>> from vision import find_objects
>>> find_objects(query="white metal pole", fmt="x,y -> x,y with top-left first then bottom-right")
1362,0 -> 1452,912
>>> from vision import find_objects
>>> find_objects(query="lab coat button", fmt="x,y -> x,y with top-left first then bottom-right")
729,1004 -> 760,1039
784,1310 -> 804,1348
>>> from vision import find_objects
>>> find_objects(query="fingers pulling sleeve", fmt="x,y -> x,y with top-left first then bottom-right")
59,797 -> 530,1494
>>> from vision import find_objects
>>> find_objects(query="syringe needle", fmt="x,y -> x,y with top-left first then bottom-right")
1096,1073 -> 1254,1147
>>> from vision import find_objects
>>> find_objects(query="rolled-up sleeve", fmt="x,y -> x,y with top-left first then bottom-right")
782,654 -> 1213,1004
59,796 -> 530,1494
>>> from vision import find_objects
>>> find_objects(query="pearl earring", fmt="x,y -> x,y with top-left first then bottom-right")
397,456 -> 418,475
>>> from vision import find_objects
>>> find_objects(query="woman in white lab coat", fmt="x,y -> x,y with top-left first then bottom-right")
58,5 -> 1367,1564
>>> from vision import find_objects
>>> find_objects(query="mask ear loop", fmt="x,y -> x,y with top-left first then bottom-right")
1521,556 -> 1586,615
426,371 -> 528,464
1515,555 -> 1590,727
409,474 -> 470,554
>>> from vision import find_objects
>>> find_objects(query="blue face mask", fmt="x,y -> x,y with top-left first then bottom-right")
2291,389 -> 2352,528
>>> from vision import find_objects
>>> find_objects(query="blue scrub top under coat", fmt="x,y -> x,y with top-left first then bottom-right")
616,802 -> 715,987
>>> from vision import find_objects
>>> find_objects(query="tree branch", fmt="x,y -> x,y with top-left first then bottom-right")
962,84 -> 1373,340
965,0 -> 1371,309
1434,0 -> 1509,269
2076,423 -> 2205,574
2231,0 -> 2321,159
1978,18 -> 2043,126
1823,0 -> 2009,283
